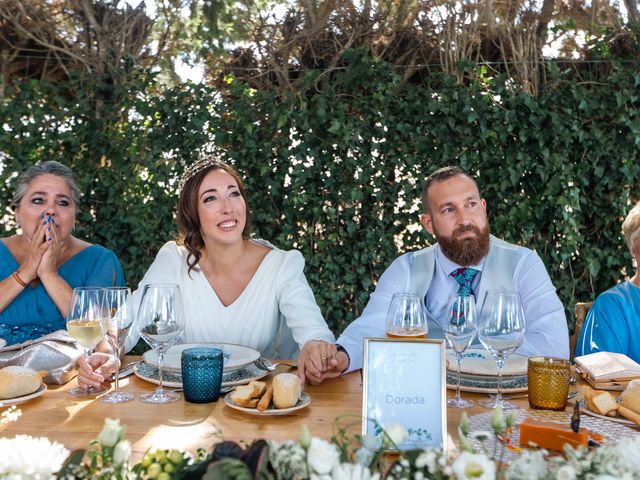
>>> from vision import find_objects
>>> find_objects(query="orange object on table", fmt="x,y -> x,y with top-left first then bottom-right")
519,418 -> 588,451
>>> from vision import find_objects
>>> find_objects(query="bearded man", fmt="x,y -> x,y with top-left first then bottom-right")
306,166 -> 569,384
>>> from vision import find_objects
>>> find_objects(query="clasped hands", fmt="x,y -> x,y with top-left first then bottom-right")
297,340 -> 349,385
78,341 -> 351,389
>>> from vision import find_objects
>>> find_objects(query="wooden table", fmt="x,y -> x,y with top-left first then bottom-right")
0,361 -> 598,461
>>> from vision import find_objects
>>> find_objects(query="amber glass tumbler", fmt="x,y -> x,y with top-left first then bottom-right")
528,356 -> 571,411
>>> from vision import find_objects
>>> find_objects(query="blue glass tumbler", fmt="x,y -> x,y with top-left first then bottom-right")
181,347 -> 224,403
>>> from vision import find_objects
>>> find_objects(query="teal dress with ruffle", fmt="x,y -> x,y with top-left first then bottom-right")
0,241 -> 125,345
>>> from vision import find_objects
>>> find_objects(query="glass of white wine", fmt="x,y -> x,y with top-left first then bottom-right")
137,283 -> 184,404
67,287 -> 108,397
100,287 -> 134,403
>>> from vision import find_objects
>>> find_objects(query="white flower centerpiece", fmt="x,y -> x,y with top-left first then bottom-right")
3,404 -> 640,479
0,407 -> 69,480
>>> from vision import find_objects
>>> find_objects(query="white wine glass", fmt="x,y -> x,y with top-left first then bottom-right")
137,283 -> 184,404
444,294 -> 478,408
100,287 -> 135,403
385,293 -> 429,339
478,291 -> 526,409
67,287 -> 108,397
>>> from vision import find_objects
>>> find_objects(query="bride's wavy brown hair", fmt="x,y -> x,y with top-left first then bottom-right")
177,161 -> 252,274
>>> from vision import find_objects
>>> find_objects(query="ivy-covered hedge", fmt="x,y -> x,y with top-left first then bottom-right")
1,52 -> 639,334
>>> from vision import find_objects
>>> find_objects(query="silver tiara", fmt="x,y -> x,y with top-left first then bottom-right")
178,153 -> 227,192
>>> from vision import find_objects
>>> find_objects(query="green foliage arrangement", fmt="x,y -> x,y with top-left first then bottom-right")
1,52 -> 639,334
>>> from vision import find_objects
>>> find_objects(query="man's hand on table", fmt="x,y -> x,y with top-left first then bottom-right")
297,340 -> 338,385
77,353 -> 116,389
300,347 -> 350,385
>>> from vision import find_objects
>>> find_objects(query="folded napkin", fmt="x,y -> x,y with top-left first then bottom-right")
446,348 -> 528,376
574,351 -> 640,386
0,330 -> 84,384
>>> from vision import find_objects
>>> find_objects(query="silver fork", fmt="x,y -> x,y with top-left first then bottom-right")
254,358 -> 297,371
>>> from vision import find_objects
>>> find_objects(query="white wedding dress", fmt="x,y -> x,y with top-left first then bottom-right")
125,240 -> 334,359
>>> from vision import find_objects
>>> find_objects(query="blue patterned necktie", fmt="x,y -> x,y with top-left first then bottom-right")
450,268 -> 479,324
450,267 -> 480,296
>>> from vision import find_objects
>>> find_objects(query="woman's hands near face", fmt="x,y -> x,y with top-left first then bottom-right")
21,215 -> 50,282
37,215 -> 61,279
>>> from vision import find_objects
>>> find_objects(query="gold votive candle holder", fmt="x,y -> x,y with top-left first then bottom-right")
528,356 -> 571,411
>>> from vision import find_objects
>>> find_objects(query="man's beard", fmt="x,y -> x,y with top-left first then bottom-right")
435,224 -> 490,266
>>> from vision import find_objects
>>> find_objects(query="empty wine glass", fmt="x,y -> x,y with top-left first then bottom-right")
385,293 -> 429,339
444,294 -> 478,408
100,287 -> 135,403
66,287 -> 108,397
137,283 -> 184,404
478,291 -> 526,409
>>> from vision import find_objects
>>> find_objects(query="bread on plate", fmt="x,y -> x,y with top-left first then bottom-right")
272,373 -> 301,409
620,379 -> 640,415
582,386 -> 617,416
0,366 -> 43,399
231,380 -> 267,407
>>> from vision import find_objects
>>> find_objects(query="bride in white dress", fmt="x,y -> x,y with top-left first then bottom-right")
78,154 -> 336,387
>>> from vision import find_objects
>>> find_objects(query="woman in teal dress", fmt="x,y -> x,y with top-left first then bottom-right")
0,161 -> 125,345
576,202 -> 640,363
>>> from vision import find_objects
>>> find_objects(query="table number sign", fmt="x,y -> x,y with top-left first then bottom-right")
362,338 -> 447,451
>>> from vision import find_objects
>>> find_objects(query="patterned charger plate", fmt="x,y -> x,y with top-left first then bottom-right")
467,408 -> 640,464
134,361 -> 268,388
446,372 -> 528,393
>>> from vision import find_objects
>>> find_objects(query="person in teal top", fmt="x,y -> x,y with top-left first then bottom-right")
0,161 -> 125,345
577,202 -> 640,363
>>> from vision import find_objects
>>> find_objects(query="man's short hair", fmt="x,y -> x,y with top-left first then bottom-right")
421,166 -> 477,213
622,202 -> 640,256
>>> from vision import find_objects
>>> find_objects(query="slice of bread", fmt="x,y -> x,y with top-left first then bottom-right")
249,380 -> 267,398
236,398 -> 259,408
231,385 -> 257,406
583,388 -> 618,416
231,381 -> 269,408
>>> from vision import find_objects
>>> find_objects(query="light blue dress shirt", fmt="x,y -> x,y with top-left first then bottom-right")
337,243 -> 569,372
576,281 -> 640,363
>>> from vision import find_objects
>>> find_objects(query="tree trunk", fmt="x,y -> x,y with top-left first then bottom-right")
623,0 -> 639,23
536,0 -> 555,52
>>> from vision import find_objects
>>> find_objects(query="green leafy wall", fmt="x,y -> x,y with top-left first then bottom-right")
2,53 -> 639,334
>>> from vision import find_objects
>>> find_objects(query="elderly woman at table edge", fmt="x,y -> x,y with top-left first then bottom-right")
576,202 -> 640,363
78,153 -> 336,387
0,161 -> 125,345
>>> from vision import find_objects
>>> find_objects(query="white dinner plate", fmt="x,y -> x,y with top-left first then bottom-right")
143,343 -> 260,374
134,361 -> 269,389
446,348 -> 528,377
224,391 -> 311,416
0,383 -> 47,406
